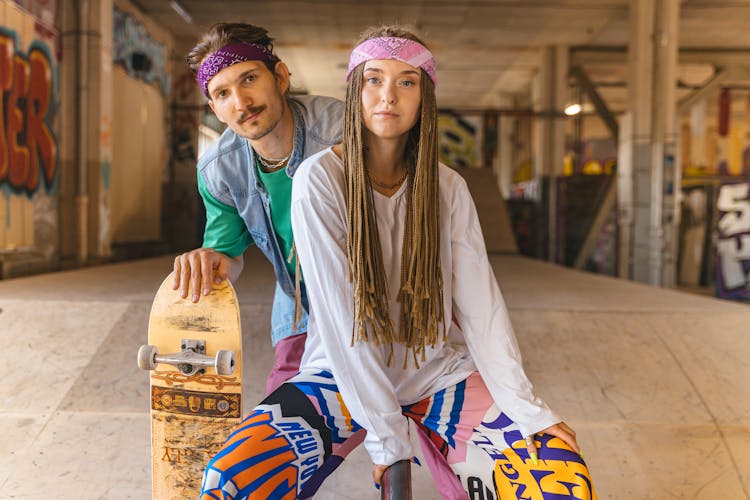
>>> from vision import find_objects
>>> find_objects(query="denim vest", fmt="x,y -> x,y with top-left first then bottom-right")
198,95 -> 343,344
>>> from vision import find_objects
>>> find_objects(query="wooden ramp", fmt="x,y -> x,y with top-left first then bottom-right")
456,168 -> 518,254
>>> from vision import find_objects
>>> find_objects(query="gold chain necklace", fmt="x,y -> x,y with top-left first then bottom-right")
368,169 -> 408,190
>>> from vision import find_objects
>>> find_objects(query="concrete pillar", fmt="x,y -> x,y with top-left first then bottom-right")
58,4 -> 78,265
93,0 -> 114,260
495,95 -> 515,199
532,48 -> 552,190
550,46 -> 569,180
533,45 -> 569,262
59,0 -> 113,266
623,0 -> 655,283
619,0 -> 680,285
655,0 -> 680,287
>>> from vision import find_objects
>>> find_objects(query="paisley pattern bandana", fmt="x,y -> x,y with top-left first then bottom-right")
346,36 -> 437,87
197,42 -> 276,97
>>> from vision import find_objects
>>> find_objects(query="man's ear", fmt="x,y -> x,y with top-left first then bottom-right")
274,61 -> 290,94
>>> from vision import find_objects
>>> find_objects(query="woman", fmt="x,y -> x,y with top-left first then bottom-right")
201,25 -> 595,500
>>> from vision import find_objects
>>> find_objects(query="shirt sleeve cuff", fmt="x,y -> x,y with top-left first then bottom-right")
362,414 -> 413,466
516,408 -> 562,439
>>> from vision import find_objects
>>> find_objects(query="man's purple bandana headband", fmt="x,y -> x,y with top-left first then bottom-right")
346,37 -> 437,87
197,42 -> 276,97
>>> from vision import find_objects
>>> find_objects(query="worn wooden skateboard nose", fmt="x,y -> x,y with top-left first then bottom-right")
381,460 -> 412,500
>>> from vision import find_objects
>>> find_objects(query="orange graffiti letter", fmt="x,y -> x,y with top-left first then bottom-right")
7,54 -> 29,190
0,35 -> 13,181
27,47 -> 56,189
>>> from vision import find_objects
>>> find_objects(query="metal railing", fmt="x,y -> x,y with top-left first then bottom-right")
380,460 -> 411,500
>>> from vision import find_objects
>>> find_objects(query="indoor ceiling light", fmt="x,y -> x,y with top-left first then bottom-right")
564,103 -> 582,116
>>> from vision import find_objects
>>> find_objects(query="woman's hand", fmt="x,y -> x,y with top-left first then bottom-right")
372,463 -> 389,489
372,459 -> 415,490
525,421 -> 580,465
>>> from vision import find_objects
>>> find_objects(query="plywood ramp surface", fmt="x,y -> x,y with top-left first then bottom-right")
456,167 -> 518,254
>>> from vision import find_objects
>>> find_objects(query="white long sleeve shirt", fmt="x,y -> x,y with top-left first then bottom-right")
291,147 -> 560,466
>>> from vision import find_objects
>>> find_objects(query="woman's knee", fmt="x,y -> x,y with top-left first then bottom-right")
201,408 -> 307,499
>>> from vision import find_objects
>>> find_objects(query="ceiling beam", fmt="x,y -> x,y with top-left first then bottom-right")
572,46 -> 750,67
569,65 -> 619,140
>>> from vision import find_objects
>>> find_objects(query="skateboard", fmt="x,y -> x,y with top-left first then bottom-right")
137,273 -> 242,499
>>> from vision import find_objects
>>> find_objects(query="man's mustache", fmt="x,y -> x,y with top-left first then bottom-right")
237,105 -> 267,125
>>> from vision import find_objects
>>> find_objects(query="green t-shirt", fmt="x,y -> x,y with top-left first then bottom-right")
199,173 -> 253,258
256,162 -> 297,278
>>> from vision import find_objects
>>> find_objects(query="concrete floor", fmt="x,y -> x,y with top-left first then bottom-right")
1,250 -> 749,499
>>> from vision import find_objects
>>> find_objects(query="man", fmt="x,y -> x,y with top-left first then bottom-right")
173,22 -> 343,394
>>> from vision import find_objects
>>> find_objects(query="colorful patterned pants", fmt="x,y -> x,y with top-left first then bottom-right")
200,370 -> 596,500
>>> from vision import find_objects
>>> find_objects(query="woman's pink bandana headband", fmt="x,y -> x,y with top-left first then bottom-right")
197,42 -> 276,97
346,37 -> 437,87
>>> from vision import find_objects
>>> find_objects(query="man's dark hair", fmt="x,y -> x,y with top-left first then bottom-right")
186,22 -> 281,75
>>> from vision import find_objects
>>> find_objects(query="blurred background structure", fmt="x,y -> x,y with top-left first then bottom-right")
2,0 -> 750,301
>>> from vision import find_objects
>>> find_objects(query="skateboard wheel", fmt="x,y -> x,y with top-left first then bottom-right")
215,350 -> 235,375
137,344 -> 158,371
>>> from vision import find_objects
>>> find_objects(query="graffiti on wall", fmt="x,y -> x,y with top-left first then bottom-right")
113,5 -> 170,95
99,113 -> 112,255
715,182 -> 750,301
0,29 -> 58,195
13,0 -> 59,46
172,71 -> 198,164
438,112 -> 483,169
164,70 -> 202,250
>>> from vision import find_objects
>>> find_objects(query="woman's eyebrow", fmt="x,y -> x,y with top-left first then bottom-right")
363,67 -> 419,76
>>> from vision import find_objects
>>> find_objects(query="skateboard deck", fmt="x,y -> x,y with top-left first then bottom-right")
138,273 -> 242,499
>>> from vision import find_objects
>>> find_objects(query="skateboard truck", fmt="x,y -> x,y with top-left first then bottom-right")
380,460 -> 411,500
137,339 -> 235,376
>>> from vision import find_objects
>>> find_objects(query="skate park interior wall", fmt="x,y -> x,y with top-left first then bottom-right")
0,0 -> 59,278
110,0 -> 173,248
53,0 -> 174,266
110,68 -> 166,244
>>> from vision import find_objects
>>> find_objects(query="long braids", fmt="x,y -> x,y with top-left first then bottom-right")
344,64 -> 395,350
397,74 -> 445,366
344,27 -> 445,367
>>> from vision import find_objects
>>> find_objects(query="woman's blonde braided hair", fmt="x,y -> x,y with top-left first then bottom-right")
343,25 -> 445,367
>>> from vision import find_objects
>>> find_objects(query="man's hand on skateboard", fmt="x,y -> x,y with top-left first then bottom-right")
172,248 -> 242,302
